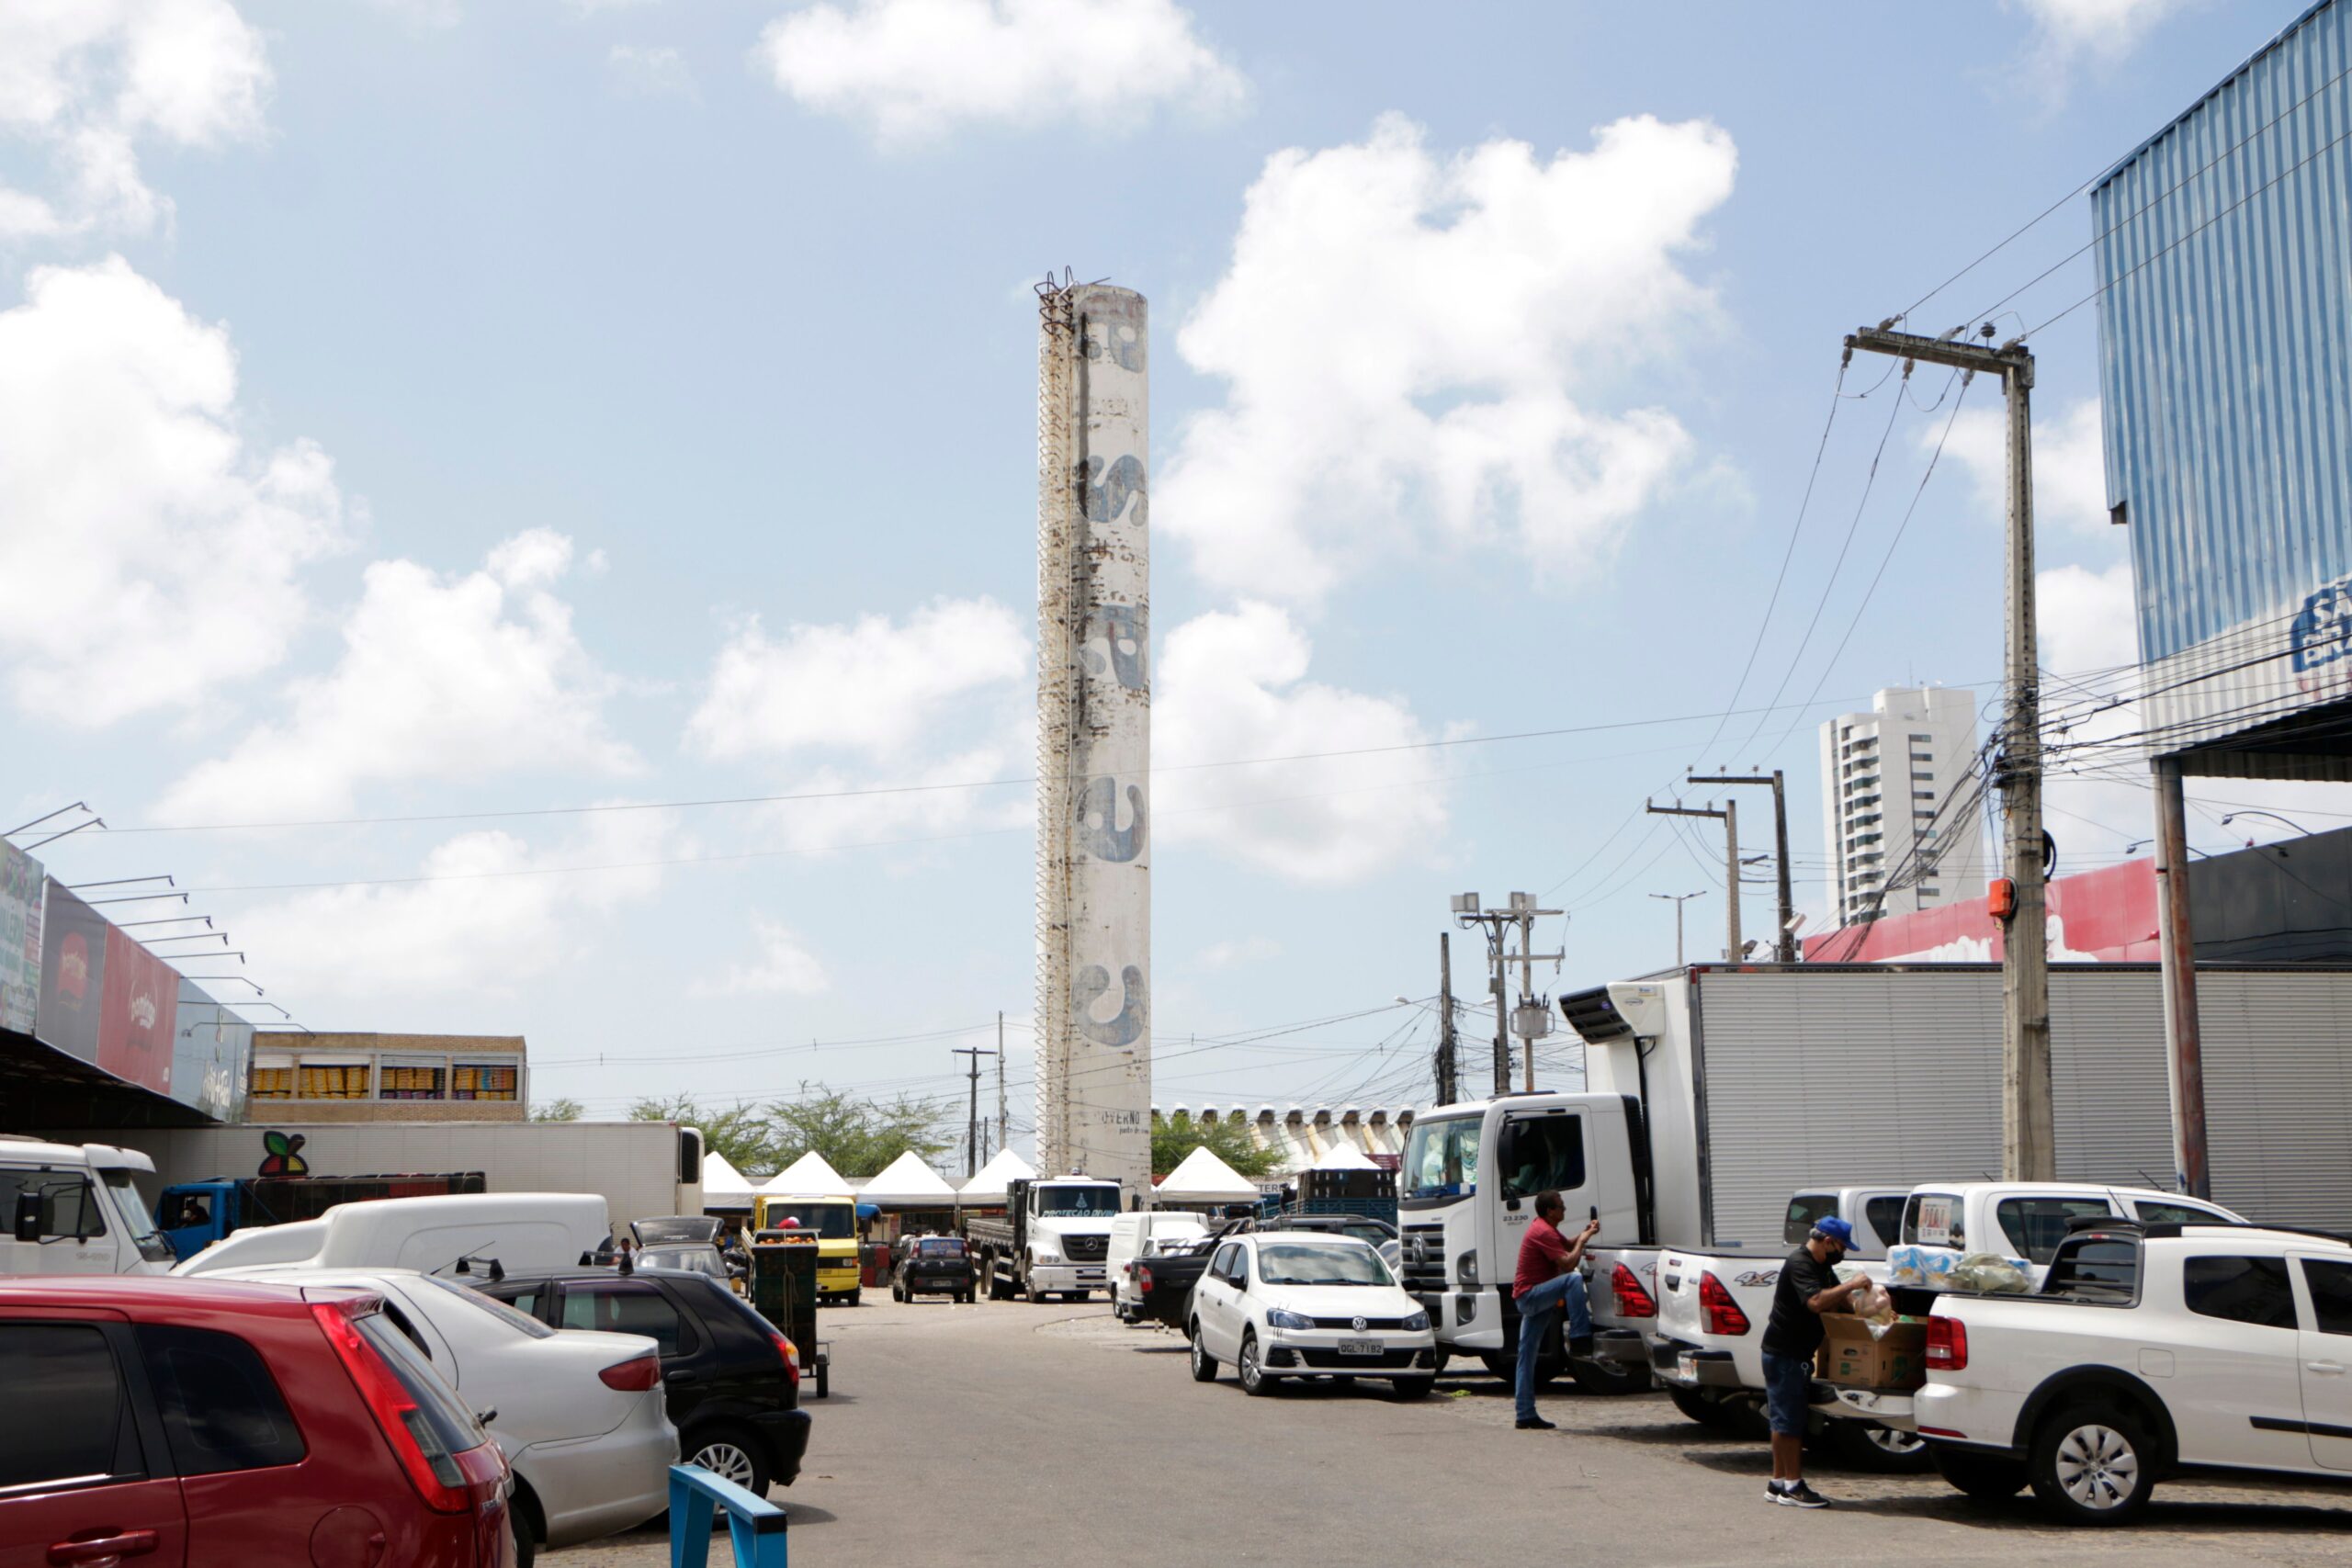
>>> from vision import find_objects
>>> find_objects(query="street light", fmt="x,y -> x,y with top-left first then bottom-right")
2221,810 -> 2316,840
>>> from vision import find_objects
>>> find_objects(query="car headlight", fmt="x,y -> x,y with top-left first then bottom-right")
1401,1310 -> 1430,1332
1266,1308 -> 1315,1331
1456,1249 -> 1479,1286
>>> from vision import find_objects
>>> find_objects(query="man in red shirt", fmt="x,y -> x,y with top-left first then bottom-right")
1511,1190 -> 1599,1429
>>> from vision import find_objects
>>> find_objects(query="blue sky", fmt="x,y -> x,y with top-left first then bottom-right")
0,0 -> 2326,1151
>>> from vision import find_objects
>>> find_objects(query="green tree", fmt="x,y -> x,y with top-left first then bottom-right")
530,1097 -> 583,1122
766,1082 -> 951,1179
628,1094 -> 782,1178
1151,1113 -> 1283,1180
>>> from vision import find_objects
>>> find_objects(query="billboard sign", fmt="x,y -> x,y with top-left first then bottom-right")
175,982 -> 254,1122
37,881 -> 107,1063
37,880 -> 190,1102
0,842 -> 40,1034
99,925 -> 176,1095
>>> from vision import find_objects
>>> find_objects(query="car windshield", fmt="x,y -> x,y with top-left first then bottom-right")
1401,1115 -> 1480,1201
1038,1186 -> 1121,1216
1257,1242 -> 1393,1287
632,1217 -> 718,1246
916,1238 -> 965,1257
764,1203 -> 854,1239
421,1274 -> 555,1338
101,1169 -> 174,1264
643,1246 -> 726,1277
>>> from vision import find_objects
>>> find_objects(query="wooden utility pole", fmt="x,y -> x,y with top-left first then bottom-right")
2153,758 -> 2209,1196
1647,800 -> 1741,958
1690,772 -> 1794,960
1435,931 -> 1459,1105
955,1042 -> 1000,1179
1847,324 -> 2051,1180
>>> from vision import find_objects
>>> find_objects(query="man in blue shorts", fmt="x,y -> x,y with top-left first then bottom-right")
1759,1215 -> 1870,1506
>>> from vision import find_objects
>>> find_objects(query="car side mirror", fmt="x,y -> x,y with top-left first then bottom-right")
14,1191 -> 40,1244
477,1406 -> 498,1427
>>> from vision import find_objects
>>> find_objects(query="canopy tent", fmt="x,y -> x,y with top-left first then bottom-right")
701,1152 -> 757,1210
858,1150 -> 960,1206
761,1149 -> 852,1195
960,1147 -> 1036,1202
1311,1141 -> 1376,1171
1155,1145 -> 1260,1203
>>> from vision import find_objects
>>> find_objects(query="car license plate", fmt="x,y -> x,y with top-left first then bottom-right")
1338,1338 -> 1384,1357
1677,1352 -> 1698,1382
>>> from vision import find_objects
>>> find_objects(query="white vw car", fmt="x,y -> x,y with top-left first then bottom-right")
1187,1234 -> 1438,1398
214,1266 -> 675,1564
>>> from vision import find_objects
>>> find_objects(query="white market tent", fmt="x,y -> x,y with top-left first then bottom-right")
960,1147 -> 1036,1202
1311,1141 -> 1377,1171
1156,1145 -> 1260,1203
701,1152 -> 757,1210
762,1149 -> 852,1195
858,1150 -> 960,1206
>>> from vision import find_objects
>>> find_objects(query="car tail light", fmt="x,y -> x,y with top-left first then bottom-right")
1927,1314 -> 1967,1371
762,1323 -> 801,1389
1136,1265 -> 1154,1293
599,1353 -> 662,1392
310,1298 -> 472,1514
1698,1271 -> 1749,1337
1611,1262 -> 1657,1319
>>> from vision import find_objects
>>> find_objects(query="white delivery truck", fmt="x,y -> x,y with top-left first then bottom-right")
1404,962 -> 2352,1394
966,1177 -> 1124,1302
0,1137 -> 176,1275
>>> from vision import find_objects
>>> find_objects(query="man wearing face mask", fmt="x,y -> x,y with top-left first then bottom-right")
1759,1216 -> 1869,1507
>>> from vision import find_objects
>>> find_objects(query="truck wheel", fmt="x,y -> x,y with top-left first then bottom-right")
1930,1444 -> 2029,1501
2029,1404 -> 2154,1525
987,1256 -> 1012,1301
1189,1322 -> 1218,1382
846,1288 -> 861,1307
1024,1273 -> 1044,1304
1238,1330 -> 1272,1396
1570,1356 -> 1651,1397
1668,1386 -> 1727,1427
1828,1418 -> 1934,1473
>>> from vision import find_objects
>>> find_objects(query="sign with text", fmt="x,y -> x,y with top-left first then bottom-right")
0,843 -> 41,1034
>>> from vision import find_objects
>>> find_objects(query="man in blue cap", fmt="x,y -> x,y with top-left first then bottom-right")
1759,1215 -> 1870,1506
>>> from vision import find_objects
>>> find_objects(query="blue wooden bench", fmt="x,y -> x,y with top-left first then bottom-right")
667,1463 -> 787,1567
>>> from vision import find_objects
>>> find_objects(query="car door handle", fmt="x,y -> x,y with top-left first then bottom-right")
2308,1360 -> 2346,1375
49,1529 -> 160,1566
667,1370 -> 698,1385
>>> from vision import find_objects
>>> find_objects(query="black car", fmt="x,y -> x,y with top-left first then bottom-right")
475,1265 -> 811,1495
889,1235 -> 976,1303
1259,1213 -> 1396,1248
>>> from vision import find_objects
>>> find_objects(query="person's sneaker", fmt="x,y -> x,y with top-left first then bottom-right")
1515,1416 -> 1556,1430
1764,1480 -> 1790,1503
1774,1482 -> 1831,1509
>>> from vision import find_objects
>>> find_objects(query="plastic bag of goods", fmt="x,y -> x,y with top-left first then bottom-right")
1835,1264 -> 1903,1338
1948,1253 -> 2031,1294
1886,1245 -> 1956,1289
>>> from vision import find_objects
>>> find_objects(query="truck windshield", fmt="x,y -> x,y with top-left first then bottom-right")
1401,1116 -> 1480,1201
766,1204 -> 854,1239
1038,1187 -> 1121,1216
101,1170 -> 174,1264
1257,1242 -> 1393,1287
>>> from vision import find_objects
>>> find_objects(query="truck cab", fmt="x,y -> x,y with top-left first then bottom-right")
968,1177 -> 1124,1302
0,1137 -> 175,1276
1395,1092 -> 1647,1382
754,1192 -> 862,1304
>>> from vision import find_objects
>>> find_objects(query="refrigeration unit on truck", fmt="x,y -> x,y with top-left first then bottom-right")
1400,962 -> 2352,1394
965,1176 -> 1123,1302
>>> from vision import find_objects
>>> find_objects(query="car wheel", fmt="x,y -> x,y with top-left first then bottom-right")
1829,1418 -> 1934,1473
508,1480 -> 542,1568
890,1280 -> 903,1302
1391,1376 -> 1434,1401
1570,1356 -> 1652,1396
1931,1443 -> 2030,1501
1189,1321 -> 1218,1382
1238,1330 -> 1272,1396
2030,1404 -> 2154,1525
685,1426 -> 772,1500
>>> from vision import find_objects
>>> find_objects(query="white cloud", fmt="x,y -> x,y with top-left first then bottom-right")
1194,935 -> 1280,971
691,917 -> 831,998
0,257 -> 345,726
608,43 -> 697,99
0,0 -> 269,240
1155,603 -> 1451,883
1162,114 -> 1736,605
1946,397 -> 2112,536
158,532 -> 636,821
2012,0 -> 2188,62
754,0 -> 1245,145
687,596 -> 1027,761
236,813 -> 673,1003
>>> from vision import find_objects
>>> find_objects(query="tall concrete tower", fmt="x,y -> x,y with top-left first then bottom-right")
1035,278 -> 1151,1198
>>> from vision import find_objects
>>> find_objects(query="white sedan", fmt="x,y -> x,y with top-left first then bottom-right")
1186,1234 -> 1438,1398
214,1266 -> 674,1564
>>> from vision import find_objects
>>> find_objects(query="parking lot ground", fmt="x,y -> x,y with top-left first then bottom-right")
548,1294 -> 2352,1567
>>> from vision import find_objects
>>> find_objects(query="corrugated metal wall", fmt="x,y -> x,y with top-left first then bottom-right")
1693,967 -> 2352,1246
2094,0 -> 2352,705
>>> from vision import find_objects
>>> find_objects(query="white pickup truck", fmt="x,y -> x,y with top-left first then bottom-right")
1636,1180 -> 2241,1464
1907,1217 -> 2352,1524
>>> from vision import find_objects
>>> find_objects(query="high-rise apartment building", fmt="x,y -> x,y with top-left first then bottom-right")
1818,686 -> 1987,927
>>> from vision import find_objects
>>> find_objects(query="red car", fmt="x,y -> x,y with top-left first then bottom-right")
0,1275 -> 514,1568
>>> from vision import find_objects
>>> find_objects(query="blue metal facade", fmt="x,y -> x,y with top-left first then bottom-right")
2095,0 -> 2352,676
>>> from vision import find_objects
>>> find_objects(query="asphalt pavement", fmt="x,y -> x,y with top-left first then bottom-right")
550,1293 -> 2352,1566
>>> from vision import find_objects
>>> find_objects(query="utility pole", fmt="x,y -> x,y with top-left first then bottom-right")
954,1042 -> 1000,1179
1847,323 -> 2050,1181
995,1017 -> 1008,1167
1646,800 -> 1741,959
1435,931 -> 1459,1106
1452,893 -> 1563,1096
1648,891 -> 1707,968
2153,758 -> 2208,1197
1689,772 -> 1794,961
